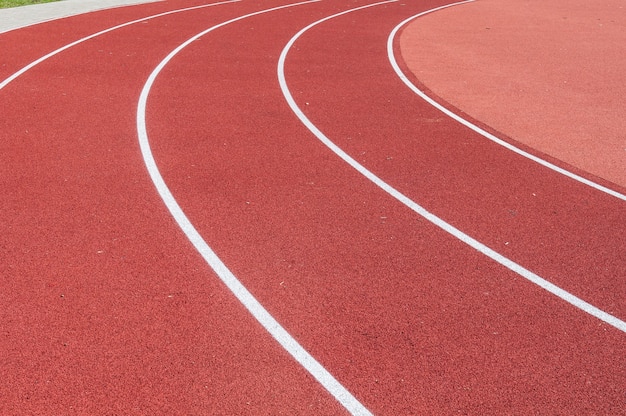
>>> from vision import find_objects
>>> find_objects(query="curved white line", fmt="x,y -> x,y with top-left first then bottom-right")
136,2 -> 372,415
277,2 -> 626,333
387,0 -> 626,202
0,0 -> 240,92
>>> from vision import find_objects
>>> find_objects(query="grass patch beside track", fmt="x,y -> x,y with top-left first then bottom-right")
0,0 -> 59,8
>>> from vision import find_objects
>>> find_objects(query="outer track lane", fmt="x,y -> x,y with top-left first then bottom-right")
145,0 -> 624,414
0,1 -> 353,414
0,0 -> 186,79
283,1 -> 626,318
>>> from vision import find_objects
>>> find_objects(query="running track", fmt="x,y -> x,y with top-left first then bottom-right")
1,0 -> 624,414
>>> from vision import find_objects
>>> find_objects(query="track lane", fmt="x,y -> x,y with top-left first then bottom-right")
0,1 -> 354,414
0,1 -> 242,90
3,0 -> 624,414
279,0 -> 625,332
144,0 -> 625,414
0,0 -> 180,80
282,0 -> 626,320
136,1 -> 374,414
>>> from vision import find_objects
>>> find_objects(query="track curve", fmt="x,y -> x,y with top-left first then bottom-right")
1,0 -> 624,414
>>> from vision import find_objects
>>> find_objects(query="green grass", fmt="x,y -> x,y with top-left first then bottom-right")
0,0 -> 60,9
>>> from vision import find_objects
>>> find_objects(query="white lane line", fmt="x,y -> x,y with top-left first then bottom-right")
0,0 -> 240,92
387,0 -> 626,202
136,2 -> 373,415
277,1 -> 626,333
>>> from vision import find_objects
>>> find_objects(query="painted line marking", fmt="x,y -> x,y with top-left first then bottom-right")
387,0 -> 626,202
277,1 -> 626,333
0,0 -> 240,92
136,2 -> 373,415
0,0 -> 371,413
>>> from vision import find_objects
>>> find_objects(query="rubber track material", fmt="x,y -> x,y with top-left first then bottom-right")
1,0 -> 624,414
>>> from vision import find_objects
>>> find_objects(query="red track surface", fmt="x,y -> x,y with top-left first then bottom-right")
1,0 -> 624,414
400,0 -> 626,188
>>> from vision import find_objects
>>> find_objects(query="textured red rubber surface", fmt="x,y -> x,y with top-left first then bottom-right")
400,0 -> 626,188
1,0 -> 624,414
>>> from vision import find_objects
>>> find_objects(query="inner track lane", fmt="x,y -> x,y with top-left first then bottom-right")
280,0 -> 625,321
278,0 -> 625,332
